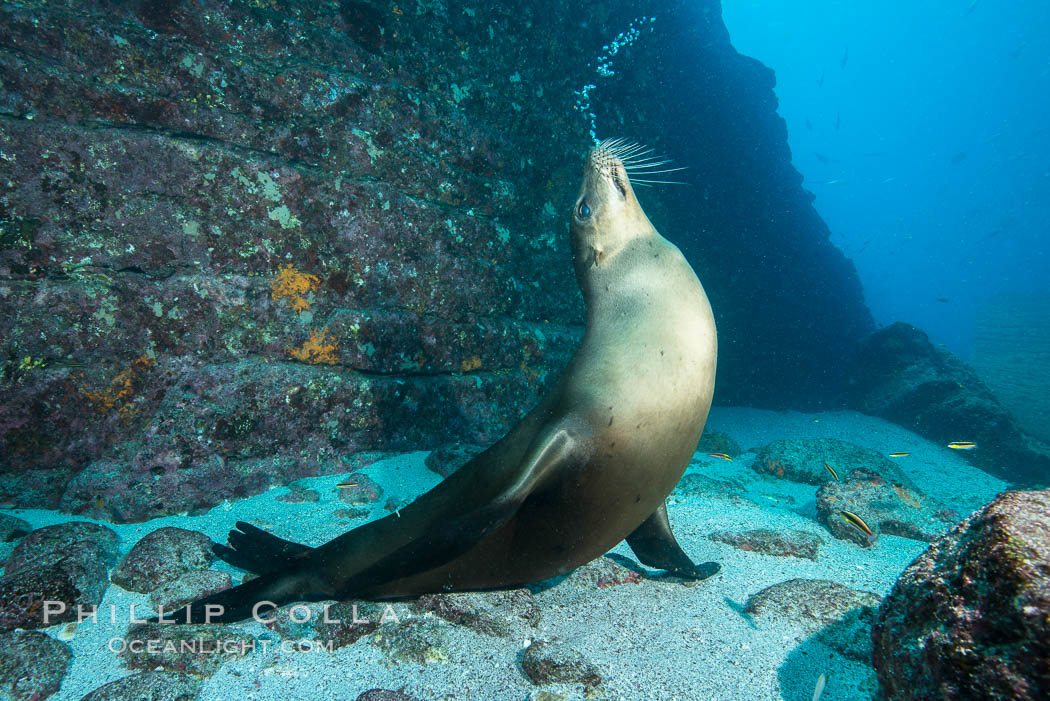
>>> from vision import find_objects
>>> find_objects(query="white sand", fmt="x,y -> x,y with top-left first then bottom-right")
6,408 -> 1008,700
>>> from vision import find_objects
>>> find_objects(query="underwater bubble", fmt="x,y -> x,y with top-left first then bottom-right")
575,16 -> 657,140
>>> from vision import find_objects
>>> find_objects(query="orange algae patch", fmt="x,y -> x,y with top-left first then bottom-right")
271,264 -> 320,313
892,484 -> 924,508
80,355 -> 155,418
289,328 -> 340,365
461,355 -> 482,372
763,458 -> 785,476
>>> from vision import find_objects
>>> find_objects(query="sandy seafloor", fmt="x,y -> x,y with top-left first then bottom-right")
4,407 -> 1009,701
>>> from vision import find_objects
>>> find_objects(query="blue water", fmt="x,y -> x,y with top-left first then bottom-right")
722,0 -> 1050,359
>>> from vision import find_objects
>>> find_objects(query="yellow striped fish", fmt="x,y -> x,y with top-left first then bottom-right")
708,453 -> 733,461
839,510 -> 878,546
947,441 -> 977,450
823,461 -> 839,481
887,452 -> 910,458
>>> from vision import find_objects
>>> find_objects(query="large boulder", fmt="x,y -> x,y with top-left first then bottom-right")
0,521 -> 119,631
872,490 -> 1050,700
816,469 -> 957,546
0,631 -> 72,701
110,527 -> 215,593
849,322 -> 1050,484
752,437 -> 912,487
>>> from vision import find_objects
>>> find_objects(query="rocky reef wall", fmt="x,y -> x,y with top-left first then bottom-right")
0,0 -> 873,519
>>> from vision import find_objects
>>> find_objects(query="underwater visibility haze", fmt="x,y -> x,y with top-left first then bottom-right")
0,1 -> 1047,700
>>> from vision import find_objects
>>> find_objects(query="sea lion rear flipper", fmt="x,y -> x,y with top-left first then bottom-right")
214,521 -> 314,575
626,502 -> 720,580
150,563 -> 323,625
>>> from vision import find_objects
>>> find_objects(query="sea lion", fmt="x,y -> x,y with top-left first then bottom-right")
165,139 -> 719,623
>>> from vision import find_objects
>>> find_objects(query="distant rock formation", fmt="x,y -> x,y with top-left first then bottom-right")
0,1 -> 872,519
973,292 -> 1050,443
848,322 -> 1050,484
872,489 -> 1050,700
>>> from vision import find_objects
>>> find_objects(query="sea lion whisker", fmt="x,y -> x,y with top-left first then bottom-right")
600,138 -> 633,154
623,161 -> 682,169
628,177 -> 688,185
624,167 -> 688,174
604,141 -> 647,158
615,145 -> 651,159
620,154 -> 669,166
620,153 -> 670,162
622,157 -> 672,166
620,154 -> 666,166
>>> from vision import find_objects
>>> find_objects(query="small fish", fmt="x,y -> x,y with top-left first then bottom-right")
823,462 -> 839,481
336,482 -> 359,488
817,70 -> 825,88
813,673 -> 827,701
947,441 -> 977,450
805,117 -> 813,131
708,452 -> 733,461
936,297 -> 949,303
888,452 -> 910,458
839,510 -> 877,546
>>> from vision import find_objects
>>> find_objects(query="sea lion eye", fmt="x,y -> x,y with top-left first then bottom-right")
578,202 -> 591,217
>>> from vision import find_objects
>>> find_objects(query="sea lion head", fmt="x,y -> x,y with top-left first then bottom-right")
570,139 -> 655,276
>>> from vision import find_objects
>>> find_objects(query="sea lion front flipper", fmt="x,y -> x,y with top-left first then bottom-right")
337,417 -> 595,597
626,502 -> 720,580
